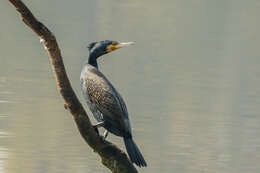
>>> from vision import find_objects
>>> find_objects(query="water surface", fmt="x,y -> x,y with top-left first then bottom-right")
1,0 -> 260,172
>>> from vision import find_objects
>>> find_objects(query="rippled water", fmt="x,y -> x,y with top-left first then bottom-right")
1,0 -> 260,173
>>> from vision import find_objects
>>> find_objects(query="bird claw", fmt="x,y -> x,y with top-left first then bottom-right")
103,130 -> 108,139
100,131 -> 109,141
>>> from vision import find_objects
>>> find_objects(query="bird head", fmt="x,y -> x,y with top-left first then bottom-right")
88,40 -> 135,59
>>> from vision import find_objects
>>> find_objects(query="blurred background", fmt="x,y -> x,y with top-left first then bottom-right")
1,0 -> 260,172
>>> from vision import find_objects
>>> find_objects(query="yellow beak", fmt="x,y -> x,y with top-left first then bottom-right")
107,42 -> 135,52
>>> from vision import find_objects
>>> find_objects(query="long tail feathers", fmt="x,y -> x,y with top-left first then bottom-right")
123,137 -> 147,167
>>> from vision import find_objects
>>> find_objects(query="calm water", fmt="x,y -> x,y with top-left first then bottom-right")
1,0 -> 260,172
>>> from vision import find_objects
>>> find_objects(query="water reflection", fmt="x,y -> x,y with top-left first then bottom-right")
0,147 -> 8,173
1,0 -> 260,173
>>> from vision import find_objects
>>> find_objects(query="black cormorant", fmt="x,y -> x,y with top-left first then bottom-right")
80,40 -> 147,167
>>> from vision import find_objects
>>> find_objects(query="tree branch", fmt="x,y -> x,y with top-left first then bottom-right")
8,0 -> 138,172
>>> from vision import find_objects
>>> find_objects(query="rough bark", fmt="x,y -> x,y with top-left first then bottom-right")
8,0 -> 138,172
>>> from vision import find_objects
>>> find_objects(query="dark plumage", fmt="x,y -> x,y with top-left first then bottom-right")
80,40 -> 147,167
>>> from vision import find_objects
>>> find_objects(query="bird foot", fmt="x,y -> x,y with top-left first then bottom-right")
92,122 -> 105,136
93,125 -> 99,135
100,131 -> 109,141
103,130 -> 109,139
93,121 -> 105,128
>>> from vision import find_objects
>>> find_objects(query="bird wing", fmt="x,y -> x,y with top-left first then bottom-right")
81,66 -> 130,132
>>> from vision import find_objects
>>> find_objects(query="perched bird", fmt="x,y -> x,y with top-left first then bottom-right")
80,40 -> 147,167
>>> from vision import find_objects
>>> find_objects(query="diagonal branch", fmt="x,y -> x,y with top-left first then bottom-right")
8,0 -> 138,172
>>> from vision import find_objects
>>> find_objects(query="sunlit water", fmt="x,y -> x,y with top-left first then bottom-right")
1,0 -> 260,173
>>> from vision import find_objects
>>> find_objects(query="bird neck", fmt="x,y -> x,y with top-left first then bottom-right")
88,52 -> 99,68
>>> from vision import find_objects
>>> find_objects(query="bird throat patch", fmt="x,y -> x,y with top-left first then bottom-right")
107,44 -> 118,52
